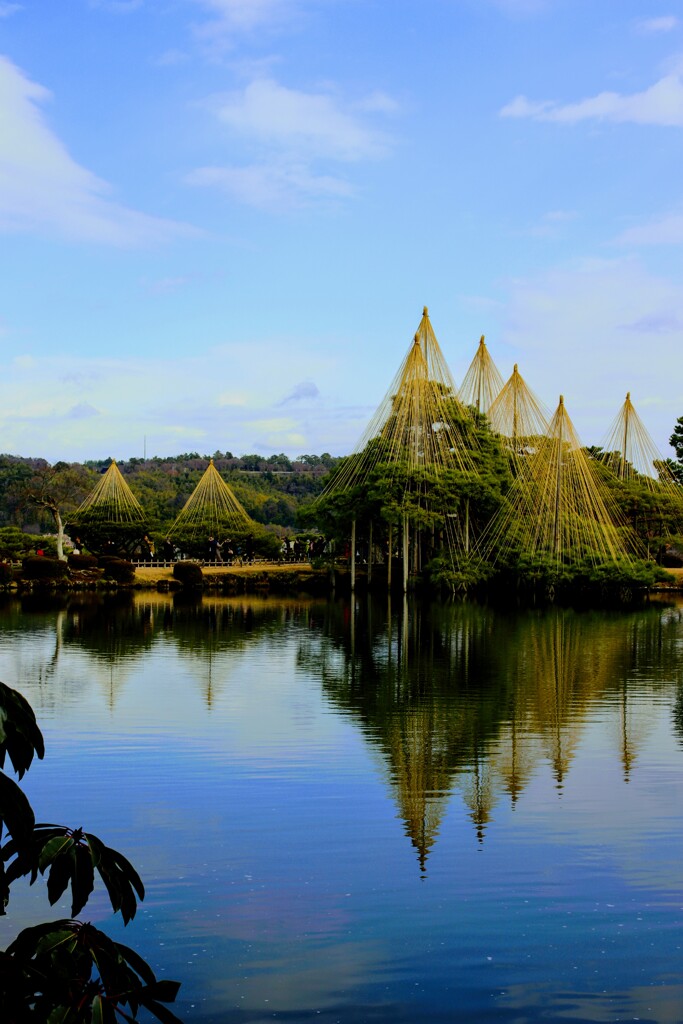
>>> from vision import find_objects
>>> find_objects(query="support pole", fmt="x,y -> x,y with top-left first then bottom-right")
350,518 -> 356,592
552,397 -> 564,558
464,499 -> 470,555
620,392 -> 630,481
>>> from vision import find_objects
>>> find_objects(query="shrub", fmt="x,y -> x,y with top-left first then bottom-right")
67,553 -> 99,569
173,560 -> 204,587
0,561 -> 12,585
0,528 -> 57,561
101,558 -> 136,584
21,556 -> 69,581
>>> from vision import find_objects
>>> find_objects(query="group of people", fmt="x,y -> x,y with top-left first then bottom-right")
280,536 -> 326,562
206,535 -> 255,564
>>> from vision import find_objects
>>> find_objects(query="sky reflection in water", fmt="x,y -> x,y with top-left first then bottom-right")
0,592 -> 682,1023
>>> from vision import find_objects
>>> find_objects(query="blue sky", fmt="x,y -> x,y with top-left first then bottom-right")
1,0 -> 682,462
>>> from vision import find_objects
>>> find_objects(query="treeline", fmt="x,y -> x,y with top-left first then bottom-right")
0,451 -> 341,537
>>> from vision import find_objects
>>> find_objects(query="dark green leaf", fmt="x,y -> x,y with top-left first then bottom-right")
0,681 -> 45,777
46,851 -> 73,906
114,941 -> 157,986
70,842 -> 95,917
138,996 -> 184,1024
39,833 -> 74,872
0,771 -> 35,843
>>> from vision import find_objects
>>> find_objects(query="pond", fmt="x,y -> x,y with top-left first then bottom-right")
0,591 -> 682,1023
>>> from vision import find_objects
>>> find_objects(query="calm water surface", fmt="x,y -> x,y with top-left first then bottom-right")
0,591 -> 682,1023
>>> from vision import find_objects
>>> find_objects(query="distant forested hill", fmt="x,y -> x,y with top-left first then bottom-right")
0,451 -> 340,536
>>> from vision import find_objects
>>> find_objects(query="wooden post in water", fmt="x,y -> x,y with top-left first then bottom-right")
368,520 -> 373,585
402,515 -> 409,593
387,523 -> 393,590
350,518 -> 356,592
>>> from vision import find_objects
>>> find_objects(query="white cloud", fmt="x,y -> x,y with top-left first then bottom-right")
483,0 -> 550,14
194,0 -> 295,32
0,3 -> 22,17
500,257 -> 683,453
501,71 -> 683,127
615,211 -> 683,245
0,55 -> 193,246
279,381 -> 320,404
189,77 -> 395,207
187,162 -> 352,207
211,78 -> 390,160
0,338 -> 367,461
88,0 -> 143,11
635,16 -> 679,35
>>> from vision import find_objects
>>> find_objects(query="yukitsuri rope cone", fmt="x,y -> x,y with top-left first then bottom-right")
72,460 -> 145,525
487,363 -> 550,451
599,391 -> 683,542
323,307 -> 478,497
458,335 -> 505,415
318,308 -> 481,582
167,459 -> 253,542
479,396 -> 639,568
601,393 -> 682,492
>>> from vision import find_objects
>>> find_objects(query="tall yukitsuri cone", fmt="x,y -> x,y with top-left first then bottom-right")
601,392 -> 683,492
599,391 -> 683,544
318,308 -> 480,589
458,335 -> 505,415
67,459 -> 148,555
487,363 -> 550,451
324,306 -> 477,496
480,396 -> 639,567
72,459 -> 146,525
167,459 -> 253,543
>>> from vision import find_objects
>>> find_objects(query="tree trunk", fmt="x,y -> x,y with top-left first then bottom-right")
53,509 -> 66,561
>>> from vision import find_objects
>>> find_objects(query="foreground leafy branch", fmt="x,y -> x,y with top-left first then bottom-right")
0,680 -> 181,1022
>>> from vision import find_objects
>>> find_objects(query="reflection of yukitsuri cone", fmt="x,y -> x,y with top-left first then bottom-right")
522,614 -> 607,787
73,460 -> 145,524
459,758 -> 495,842
611,685 -> 654,783
322,306 -> 477,496
489,718 -> 543,806
480,396 -> 640,566
168,459 -> 253,540
385,711 -> 456,873
487,363 -> 550,452
459,335 -> 505,415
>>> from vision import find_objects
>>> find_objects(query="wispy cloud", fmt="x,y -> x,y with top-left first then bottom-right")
191,0 -> 302,51
635,16 -> 679,35
194,0 -> 296,32
501,257 -> 683,451
615,211 -> 683,245
529,208 -> 578,237
188,163 -> 352,206
0,3 -> 22,17
88,0 -> 143,11
188,77 -> 395,207
279,380 -> 320,404
0,55 -> 194,246
210,78 -> 391,160
501,69 -> 683,127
